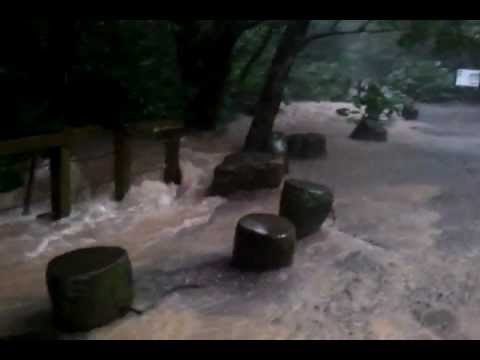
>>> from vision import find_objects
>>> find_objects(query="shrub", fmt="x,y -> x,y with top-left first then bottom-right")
339,80 -> 407,128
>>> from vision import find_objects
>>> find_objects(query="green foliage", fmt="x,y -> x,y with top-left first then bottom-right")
0,71 -> 65,141
3,19 -> 480,143
340,80 -> 407,127
396,20 -> 480,59
229,23 -> 282,101
283,20 -> 480,105
385,60 -> 456,102
76,20 -> 185,122
288,62 -> 352,101
279,21 -> 407,103
1,19 -> 186,141
357,82 -> 404,117
397,21 -> 437,49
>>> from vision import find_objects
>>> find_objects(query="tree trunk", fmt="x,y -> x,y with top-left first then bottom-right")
175,27 -> 238,131
238,27 -> 274,86
244,21 -> 311,152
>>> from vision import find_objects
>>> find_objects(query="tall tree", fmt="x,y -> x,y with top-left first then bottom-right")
237,26 -> 275,86
172,20 -> 263,130
244,20 -> 403,151
244,21 -> 311,151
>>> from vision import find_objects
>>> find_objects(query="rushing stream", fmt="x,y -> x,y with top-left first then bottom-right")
3,102 -> 480,339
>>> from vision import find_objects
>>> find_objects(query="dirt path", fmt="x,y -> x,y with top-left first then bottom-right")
2,101 -> 480,340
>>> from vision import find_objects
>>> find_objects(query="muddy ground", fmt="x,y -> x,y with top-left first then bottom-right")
1,101 -> 480,340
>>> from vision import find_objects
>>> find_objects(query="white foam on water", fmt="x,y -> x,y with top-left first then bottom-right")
25,234 -> 61,258
4,102 -> 358,261
15,147 -> 227,260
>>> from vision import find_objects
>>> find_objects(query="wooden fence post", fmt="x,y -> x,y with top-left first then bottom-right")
22,155 -> 38,216
50,146 -> 71,220
164,137 -> 182,185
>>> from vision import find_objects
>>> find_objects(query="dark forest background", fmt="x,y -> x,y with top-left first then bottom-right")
1,19 -> 479,191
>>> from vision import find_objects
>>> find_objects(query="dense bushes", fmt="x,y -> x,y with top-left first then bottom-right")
288,62 -> 352,102
75,20 -> 185,123
2,20 -> 478,138
1,19 -> 479,193
227,24 -> 280,115
283,46 -> 478,105
385,60 -> 457,102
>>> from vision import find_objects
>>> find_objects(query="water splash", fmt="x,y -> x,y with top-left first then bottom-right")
17,148 -> 227,260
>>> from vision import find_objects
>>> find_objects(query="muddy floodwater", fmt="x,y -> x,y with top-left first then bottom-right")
2,101 -> 480,340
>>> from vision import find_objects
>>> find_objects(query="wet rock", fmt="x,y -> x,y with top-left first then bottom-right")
279,179 -> 334,239
336,108 -> 351,117
209,152 -> 286,197
350,120 -> 387,142
287,133 -> 327,160
46,247 -> 134,333
232,214 -> 296,272
402,103 -> 419,121
421,309 -> 457,336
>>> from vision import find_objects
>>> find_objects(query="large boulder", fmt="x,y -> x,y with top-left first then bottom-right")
350,120 -> 387,142
287,133 -> 327,160
46,246 -> 134,333
209,152 -> 286,197
279,179 -> 334,239
232,213 -> 296,271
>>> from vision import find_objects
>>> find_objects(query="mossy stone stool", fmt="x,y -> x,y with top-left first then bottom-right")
232,214 -> 296,272
46,246 -> 134,332
280,179 -> 334,239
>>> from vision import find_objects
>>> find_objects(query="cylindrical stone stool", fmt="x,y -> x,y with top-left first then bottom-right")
279,179 -> 334,239
232,214 -> 296,272
46,246 -> 134,332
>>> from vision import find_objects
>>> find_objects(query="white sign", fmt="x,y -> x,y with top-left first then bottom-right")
456,69 -> 480,88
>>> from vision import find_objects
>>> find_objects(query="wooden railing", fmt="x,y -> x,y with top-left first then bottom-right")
0,121 -> 187,221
